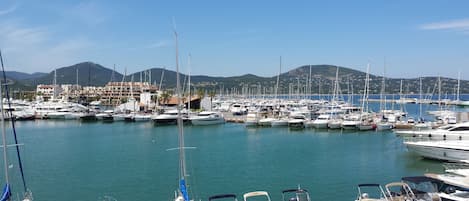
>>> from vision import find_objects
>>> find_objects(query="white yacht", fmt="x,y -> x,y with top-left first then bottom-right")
271,118 -> 289,127
395,122 -> 469,140
230,103 -> 247,115
133,113 -> 152,122
190,111 -> 225,125
328,119 -> 343,129
152,109 -> 188,125
288,114 -> 306,129
245,112 -> 259,127
376,121 -> 393,131
258,117 -> 276,126
404,140 -> 469,162
112,113 -> 127,121
312,114 -> 330,129
47,108 -> 76,120
341,114 -> 361,130
423,164 -> 469,201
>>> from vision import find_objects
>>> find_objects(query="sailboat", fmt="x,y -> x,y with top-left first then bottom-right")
376,62 -> 393,131
172,27 -> 191,201
0,50 -> 33,201
357,63 -> 376,131
271,56 -> 289,127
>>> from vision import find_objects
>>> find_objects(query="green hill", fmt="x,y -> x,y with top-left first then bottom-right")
10,62 -> 469,95
22,62 -> 123,86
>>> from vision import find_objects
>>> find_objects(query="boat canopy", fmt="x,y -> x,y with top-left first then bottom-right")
358,183 -> 381,187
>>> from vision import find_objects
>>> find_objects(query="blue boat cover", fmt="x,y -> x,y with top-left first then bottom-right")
180,179 -> 189,201
0,184 -> 11,201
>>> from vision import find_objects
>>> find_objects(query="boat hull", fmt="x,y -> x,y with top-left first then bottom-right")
191,118 -> 225,126
405,141 -> 469,162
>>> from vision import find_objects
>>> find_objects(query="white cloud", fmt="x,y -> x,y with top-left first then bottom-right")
147,40 -> 170,49
0,4 -> 17,15
65,1 -> 109,26
420,18 -> 469,32
0,20 -> 93,73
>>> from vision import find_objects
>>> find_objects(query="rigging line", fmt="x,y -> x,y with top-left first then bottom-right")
0,50 -> 28,192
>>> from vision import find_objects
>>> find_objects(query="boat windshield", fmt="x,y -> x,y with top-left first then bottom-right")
402,177 -> 442,194
448,126 -> 469,132
438,125 -> 454,130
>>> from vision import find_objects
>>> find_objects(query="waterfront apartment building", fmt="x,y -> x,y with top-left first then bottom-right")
100,82 -> 159,106
36,84 -> 63,100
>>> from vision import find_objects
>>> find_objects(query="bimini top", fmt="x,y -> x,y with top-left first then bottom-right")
358,184 -> 381,187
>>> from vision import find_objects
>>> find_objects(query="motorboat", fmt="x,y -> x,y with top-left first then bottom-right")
401,176 -> 443,201
355,183 -> 389,201
341,114 -> 361,130
243,191 -> 271,201
230,103 -> 247,115
133,113 -> 151,122
288,115 -> 306,129
245,112 -> 259,127
384,182 -> 418,201
404,140 -> 469,162
96,110 -> 114,122
312,114 -> 330,129
258,117 -> 276,127
271,118 -> 289,127
328,119 -> 343,129
152,109 -> 188,125
395,122 -> 469,140
281,187 -> 311,201
79,111 -> 97,121
112,113 -> 127,121
423,164 -> 469,201
190,111 -> 225,125
209,194 -> 238,201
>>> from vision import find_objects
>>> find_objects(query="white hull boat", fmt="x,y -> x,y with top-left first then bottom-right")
134,114 -> 151,122
328,120 -> 342,129
405,140 -> 469,162
271,119 -> 289,127
258,117 -> 276,126
395,122 -> 469,140
190,111 -> 225,126
341,120 -> 359,130
376,122 -> 393,131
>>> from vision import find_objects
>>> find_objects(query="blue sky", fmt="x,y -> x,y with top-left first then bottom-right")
1,0 -> 469,79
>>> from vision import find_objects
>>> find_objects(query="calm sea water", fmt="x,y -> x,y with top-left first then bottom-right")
2,100 -> 468,201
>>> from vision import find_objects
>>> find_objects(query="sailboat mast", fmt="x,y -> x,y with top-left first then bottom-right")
276,56 -> 281,100
0,51 -> 9,185
457,71 -> 461,101
419,77 -> 423,119
361,64 -> 369,115
53,68 -> 57,99
187,54 -> 191,111
174,29 -> 187,182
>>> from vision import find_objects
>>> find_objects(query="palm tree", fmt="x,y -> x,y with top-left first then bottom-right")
160,90 -> 172,106
208,90 -> 216,111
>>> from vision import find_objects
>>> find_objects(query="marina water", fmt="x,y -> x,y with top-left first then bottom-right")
3,99 -> 467,201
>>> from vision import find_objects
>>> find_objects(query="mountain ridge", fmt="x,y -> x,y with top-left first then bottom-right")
7,62 -> 469,94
